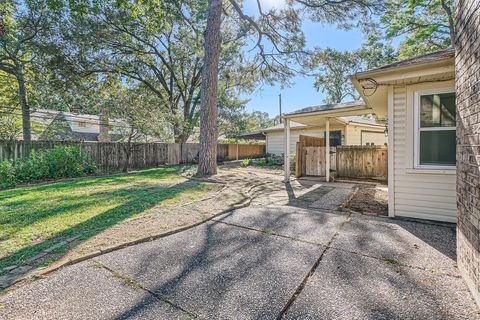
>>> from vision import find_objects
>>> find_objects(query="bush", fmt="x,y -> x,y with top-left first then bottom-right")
0,146 -> 97,187
241,158 -> 253,167
0,160 -> 16,186
256,160 -> 266,166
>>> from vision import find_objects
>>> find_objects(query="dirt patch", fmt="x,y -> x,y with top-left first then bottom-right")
346,186 -> 388,216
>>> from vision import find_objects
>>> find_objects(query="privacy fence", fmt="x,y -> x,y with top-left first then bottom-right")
335,145 -> 387,180
0,141 -> 266,171
295,136 -> 388,181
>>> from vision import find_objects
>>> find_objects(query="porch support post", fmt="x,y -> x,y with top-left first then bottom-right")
325,118 -> 330,182
284,118 -> 291,182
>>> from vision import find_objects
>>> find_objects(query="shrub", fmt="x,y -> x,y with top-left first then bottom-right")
0,160 -> 16,186
241,158 -> 253,167
256,160 -> 266,166
0,146 -> 97,187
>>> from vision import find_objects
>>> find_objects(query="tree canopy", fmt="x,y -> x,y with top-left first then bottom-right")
313,28 -> 396,103
381,0 -> 454,59
38,0 -> 258,143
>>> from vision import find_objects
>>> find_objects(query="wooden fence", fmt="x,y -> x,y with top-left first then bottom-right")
227,144 -> 266,160
0,141 -> 265,171
295,143 -> 387,180
335,145 -> 388,180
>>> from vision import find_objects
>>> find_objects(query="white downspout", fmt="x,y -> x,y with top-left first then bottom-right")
284,118 -> 291,182
325,118 -> 330,182
387,86 -> 395,217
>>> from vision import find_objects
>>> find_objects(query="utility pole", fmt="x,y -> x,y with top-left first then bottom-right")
279,93 -> 282,124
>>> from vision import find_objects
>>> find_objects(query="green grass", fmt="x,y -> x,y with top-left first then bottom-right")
0,167 -> 206,270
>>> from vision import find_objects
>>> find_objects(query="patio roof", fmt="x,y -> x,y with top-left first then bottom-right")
283,100 -> 374,126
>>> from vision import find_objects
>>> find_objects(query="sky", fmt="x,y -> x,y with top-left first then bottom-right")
240,0 -> 388,118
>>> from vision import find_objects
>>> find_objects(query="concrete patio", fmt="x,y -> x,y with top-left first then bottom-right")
1,197 -> 478,319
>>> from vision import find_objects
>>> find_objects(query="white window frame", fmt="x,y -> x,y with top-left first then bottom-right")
414,88 -> 456,170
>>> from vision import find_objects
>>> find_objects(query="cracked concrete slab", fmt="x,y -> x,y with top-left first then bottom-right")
284,249 -> 479,320
214,205 -> 348,246
0,261 -> 190,320
1,177 -> 477,320
331,213 -> 459,275
309,187 -> 354,211
97,221 -> 325,319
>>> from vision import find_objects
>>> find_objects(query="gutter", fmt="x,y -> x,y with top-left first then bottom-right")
283,105 -> 371,119
351,56 -> 454,80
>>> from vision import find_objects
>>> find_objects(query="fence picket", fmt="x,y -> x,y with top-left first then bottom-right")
0,141 -> 265,171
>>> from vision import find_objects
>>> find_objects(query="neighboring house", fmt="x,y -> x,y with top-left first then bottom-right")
351,48 -> 456,223
242,101 -> 387,156
30,109 -> 127,142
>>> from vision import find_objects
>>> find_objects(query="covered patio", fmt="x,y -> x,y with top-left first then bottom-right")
282,101 -> 376,182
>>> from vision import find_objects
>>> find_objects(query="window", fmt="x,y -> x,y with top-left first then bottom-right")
414,90 -> 456,169
324,130 -> 342,146
77,121 -> 87,128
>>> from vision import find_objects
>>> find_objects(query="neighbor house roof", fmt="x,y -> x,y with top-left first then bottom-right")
30,109 -> 129,142
31,109 -> 126,129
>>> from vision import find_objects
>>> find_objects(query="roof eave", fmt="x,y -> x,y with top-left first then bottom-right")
284,104 -> 371,119
350,56 -> 454,80
348,121 -> 385,128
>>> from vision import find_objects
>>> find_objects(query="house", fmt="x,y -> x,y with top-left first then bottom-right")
455,0 -> 480,306
351,48 -> 456,223
30,109 -> 127,142
281,49 -> 456,223
241,101 -> 387,156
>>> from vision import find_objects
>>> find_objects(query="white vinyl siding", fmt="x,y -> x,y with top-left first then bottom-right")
266,128 -> 325,155
361,131 -> 387,145
345,125 -> 387,145
391,81 -> 456,223
266,123 -> 386,155
266,126 -> 346,155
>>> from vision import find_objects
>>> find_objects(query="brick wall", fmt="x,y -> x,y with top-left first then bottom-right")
456,0 -> 480,306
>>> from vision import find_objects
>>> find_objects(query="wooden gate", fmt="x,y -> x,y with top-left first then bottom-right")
301,146 -> 337,176
295,135 -> 325,177
304,147 -> 326,176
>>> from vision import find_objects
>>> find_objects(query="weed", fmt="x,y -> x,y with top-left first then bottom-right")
241,158 -> 253,167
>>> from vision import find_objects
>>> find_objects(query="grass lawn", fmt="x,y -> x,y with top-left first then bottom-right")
0,167 -> 209,272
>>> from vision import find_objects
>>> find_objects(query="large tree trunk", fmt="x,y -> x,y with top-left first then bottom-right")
197,0 -> 222,176
17,73 -> 31,142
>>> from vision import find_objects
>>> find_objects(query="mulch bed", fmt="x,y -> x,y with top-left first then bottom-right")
346,187 -> 388,216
